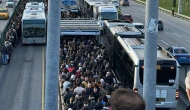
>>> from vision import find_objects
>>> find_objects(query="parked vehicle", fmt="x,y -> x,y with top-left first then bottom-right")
167,46 -> 190,64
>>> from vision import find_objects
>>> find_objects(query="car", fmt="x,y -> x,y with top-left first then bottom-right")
158,20 -> 164,31
0,0 -> 2,4
6,0 -> 14,8
110,0 -> 119,8
119,13 -> 133,22
120,0 -> 129,6
132,22 -> 145,33
166,46 -> 190,64
0,8 -> 9,20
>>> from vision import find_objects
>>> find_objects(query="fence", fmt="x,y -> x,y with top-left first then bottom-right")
0,0 -> 22,47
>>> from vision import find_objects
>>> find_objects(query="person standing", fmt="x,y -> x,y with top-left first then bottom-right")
7,43 -> 13,63
172,8 -> 175,16
1,44 -> 8,65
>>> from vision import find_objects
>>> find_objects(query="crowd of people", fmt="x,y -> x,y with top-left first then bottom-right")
1,0 -> 27,64
0,0 -> 147,109
59,35 -> 146,110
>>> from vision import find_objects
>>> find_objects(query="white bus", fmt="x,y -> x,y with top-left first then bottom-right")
103,20 -> 180,109
25,2 -> 45,9
21,7 -> 46,44
83,0 -> 118,23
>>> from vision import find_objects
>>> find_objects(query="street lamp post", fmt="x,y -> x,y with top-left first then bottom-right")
178,0 -> 182,14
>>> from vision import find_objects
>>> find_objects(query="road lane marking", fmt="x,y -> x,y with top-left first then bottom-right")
42,47 -> 45,110
186,40 -> 190,43
161,40 -> 169,45
174,33 -> 181,37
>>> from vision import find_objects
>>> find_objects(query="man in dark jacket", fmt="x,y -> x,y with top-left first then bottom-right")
1,44 -> 8,64
7,43 -> 13,63
64,88 -> 74,104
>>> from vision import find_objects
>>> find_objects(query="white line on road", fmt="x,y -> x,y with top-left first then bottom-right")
161,40 -> 169,45
186,40 -> 190,43
174,33 -> 181,37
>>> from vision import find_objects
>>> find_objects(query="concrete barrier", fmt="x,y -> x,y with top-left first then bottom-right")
130,0 -> 190,22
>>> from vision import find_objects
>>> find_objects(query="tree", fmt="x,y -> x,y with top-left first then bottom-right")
173,0 -> 176,7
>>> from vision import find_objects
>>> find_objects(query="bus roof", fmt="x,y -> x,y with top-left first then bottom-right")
25,2 -> 44,9
98,5 -> 117,12
22,8 -> 46,20
119,37 -> 175,61
85,0 -> 103,6
110,26 -> 144,38
104,20 -> 134,27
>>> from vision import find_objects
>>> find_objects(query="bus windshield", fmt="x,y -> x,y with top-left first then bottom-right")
23,20 -> 46,37
100,12 -> 117,20
139,61 -> 177,86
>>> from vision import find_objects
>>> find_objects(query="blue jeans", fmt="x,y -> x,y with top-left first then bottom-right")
1,54 -> 7,64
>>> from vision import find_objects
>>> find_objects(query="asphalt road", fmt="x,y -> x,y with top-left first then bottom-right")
0,44 -> 44,110
0,1 -> 45,110
0,1 -> 44,110
0,1 -> 15,33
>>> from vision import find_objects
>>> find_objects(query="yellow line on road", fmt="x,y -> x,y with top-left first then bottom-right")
42,46 -> 45,110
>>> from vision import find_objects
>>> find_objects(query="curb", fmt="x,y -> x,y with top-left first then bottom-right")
130,0 -> 190,22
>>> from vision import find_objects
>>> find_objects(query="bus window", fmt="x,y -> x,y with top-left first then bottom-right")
139,61 -> 177,86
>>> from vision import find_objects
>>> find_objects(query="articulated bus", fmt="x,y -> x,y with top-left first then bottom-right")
21,5 -> 46,44
103,20 -> 180,109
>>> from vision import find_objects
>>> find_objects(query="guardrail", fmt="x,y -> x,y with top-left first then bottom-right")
0,0 -> 22,47
130,0 -> 190,22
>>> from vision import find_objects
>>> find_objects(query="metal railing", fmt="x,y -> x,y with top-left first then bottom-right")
0,0 -> 22,47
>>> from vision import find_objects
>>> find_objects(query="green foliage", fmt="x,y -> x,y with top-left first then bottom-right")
140,0 -> 190,17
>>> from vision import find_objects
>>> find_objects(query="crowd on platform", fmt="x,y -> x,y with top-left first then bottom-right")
59,35 -> 146,110
1,0 -> 27,64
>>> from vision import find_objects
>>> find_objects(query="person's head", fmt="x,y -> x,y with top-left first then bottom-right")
66,88 -> 70,92
88,83 -> 92,88
85,76 -> 88,81
110,88 -> 146,110
93,87 -> 98,93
